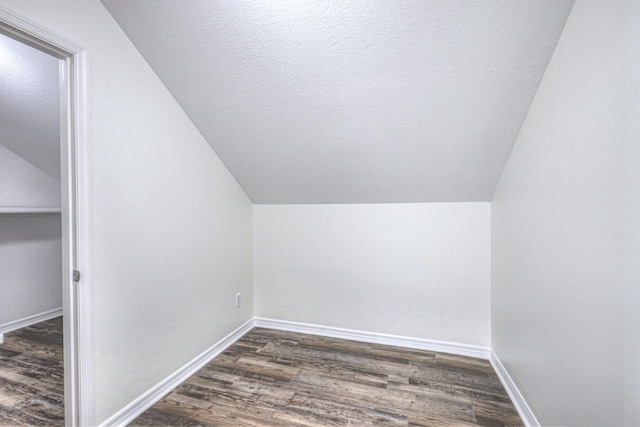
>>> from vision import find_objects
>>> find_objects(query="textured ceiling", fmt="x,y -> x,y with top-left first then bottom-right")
0,33 -> 60,180
101,0 -> 574,203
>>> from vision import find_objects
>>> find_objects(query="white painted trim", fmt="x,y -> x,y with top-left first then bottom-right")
0,6 -> 84,54
0,207 -> 62,214
69,45 -> 95,427
100,319 -> 256,427
253,317 -> 492,360
0,308 -> 63,334
490,351 -> 540,427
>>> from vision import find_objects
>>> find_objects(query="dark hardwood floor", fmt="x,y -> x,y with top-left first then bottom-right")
0,321 -> 524,426
0,317 -> 64,426
131,328 -> 524,427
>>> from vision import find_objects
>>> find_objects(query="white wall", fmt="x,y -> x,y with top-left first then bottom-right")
1,145 -> 62,328
255,203 -> 490,346
623,0 -> 640,424
491,1 -> 630,425
0,144 -> 61,208
0,1 -> 253,424
0,214 -> 62,326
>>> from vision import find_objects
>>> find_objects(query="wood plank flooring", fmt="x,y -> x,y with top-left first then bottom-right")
131,328 -> 524,427
0,317 -> 64,426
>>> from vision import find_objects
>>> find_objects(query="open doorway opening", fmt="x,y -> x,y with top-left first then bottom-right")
0,31 -> 64,424
0,7 -> 91,426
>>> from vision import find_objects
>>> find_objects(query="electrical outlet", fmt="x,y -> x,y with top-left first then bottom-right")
235,292 -> 242,308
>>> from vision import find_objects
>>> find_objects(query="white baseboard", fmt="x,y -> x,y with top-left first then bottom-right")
99,317 -> 537,427
0,307 -> 63,335
490,351 -> 540,427
100,318 -> 254,427
253,317 -> 492,360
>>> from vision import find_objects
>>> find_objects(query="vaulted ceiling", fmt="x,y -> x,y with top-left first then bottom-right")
0,33 -> 60,181
101,0 -> 574,204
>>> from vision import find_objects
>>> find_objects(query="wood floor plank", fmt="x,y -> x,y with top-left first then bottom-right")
0,317 -> 64,426
0,320 -> 524,426
131,328 -> 524,427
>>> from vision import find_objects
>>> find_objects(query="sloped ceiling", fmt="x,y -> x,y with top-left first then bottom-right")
101,0 -> 574,204
0,33 -> 60,181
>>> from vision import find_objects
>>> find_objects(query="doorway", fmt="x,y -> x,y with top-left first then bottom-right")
0,7 -> 91,426
0,29 -> 64,425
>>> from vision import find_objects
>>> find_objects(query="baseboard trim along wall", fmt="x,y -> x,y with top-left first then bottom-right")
253,317 -> 492,360
490,351 -> 540,427
100,317 -> 538,426
100,318 -> 255,427
0,307 -> 63,335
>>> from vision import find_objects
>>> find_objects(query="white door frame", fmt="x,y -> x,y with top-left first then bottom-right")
0,7 -> 93,426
